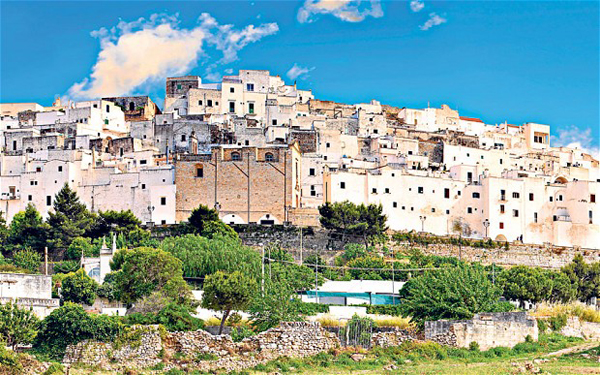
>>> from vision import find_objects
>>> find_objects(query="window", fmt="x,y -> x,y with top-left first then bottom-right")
230,87 -> 235,93
457,191 -> 461,196
231,152 -> 241,161
590,210 -> 593,224
512,192 -> 520,199
534,212 -> 538,223
592,194 -> 596,203
141,184 -> 146,189
309,168 -> 316,176
431,208 -> 436,213
207,99 -> 213,107
27,195 -> 32,201
549,196 -> 553,202
472,192 -> 480,199
196,166 -> 204,178
106,105 -> 110,112
402,206 -> 406,210
513,209 -> 519,217
198,100 -> 203,105
58,166 -> 63,172
418,187 -> 424,194
467,172 -> 473,182
177,84 -> 182,89
446,209 -> 450,214
265,153 -> 274,162
499,222 -> 504,229
372,188 -> 377,194
393,202 -> 397,208
272,119 -> 277,125
558,195 -> 563,201
104,119 -> 109,125
411,207 -> 414,211
500,159 -> 503,165
160,197 -> 166,206
248,102 -> 255,114
181,134 -> 186,141
444,188 -> 450,199
326,142 -> 331,148
247,83 -> 254,91
467,207 -> 473,214
340,182 -> 346,189
529,193 -> 534,201
46,196 -> 52,206
408,151 -> 413,155
500,204 -> 505,214
385,188 -> 390,194
36,167 -> 41,172
229,101 -> 235,113
161,220 -> 167,225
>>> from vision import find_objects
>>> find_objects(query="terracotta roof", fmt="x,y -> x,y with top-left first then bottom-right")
459,116 -> 483,123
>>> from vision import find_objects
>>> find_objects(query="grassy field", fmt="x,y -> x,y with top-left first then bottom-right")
245,334 -> 600,375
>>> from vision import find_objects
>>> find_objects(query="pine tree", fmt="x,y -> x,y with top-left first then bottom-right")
46,184 -> 93,249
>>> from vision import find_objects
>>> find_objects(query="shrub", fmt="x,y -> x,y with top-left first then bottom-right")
61,268 -> 99,305
231,326 -> 255,342
52,261 -> 79,274
34,303 -> 123,360
537,319 -> 548,332
12,248 -> 41,273
0,345 -> 22,374
549,314 -> 568,331
43,362 -> 64,375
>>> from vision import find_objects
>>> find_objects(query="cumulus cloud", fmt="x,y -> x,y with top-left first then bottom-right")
68,13 -> 278,99
551,125 -> 600,161
287,63 -> 315,80
420,12 -> 446,31
297,0 -> 383,23
410,0 -> 424,12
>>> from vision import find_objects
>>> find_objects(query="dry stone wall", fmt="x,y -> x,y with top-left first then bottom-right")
425,312 -> 538,351
560,317 -> 600,340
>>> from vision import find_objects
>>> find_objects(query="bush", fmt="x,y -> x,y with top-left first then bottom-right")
12,248 -> 41,273
538,319 -> 548,332
61,268 -> 99,305
469,341 -> 480,351
43,363 -> 64,375
550,314 -> 568,331
0,345 -> 22,374
52,261 -> 80,274
34,303 -> 123,360
121,303 -> 203,332
65,237 -> 97,261
231,326 -> 255,342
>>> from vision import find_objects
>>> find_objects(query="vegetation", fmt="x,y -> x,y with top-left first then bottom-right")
187,205 -> 238,239
121,303 -> 204,332
11,248 -> 41,273
0,301 -> 40,349
201,271 -> 257,334
34,303 -> 123,360
46,183 -> 94,249
400,264 -> 506,325
60,268 -> 99,305
499,265 -> 577,305
319,201 -> 388,246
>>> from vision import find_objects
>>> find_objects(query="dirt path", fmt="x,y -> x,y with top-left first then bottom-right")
545,341 -> 599,357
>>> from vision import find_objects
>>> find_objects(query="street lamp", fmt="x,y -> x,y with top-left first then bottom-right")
147,205 -> 155,226
483,219 -> 490,238
419,216 -> 427,233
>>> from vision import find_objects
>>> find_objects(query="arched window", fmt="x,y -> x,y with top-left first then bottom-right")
129,102 -> 135,111
265,152 -> 274,162
231,152 -> 241,161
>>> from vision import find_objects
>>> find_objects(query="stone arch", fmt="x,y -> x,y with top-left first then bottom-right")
495,234 -> 508,242
222,214 -> 245,225
554,176 -> 568,184
258,213 -> 279,225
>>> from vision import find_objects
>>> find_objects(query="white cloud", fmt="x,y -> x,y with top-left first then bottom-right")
287,63 -> 315,80
420,12 -> 446,31
410,0 -> 424,13
551,125 -> 600,161
68,13 -> 278,99
297,0 -> 383,23
224,68 -> 234,74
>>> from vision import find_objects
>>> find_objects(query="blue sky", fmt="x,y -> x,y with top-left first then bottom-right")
1,1 -> 598,149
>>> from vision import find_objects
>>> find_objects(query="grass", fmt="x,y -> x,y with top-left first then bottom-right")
246,333 -> 587,374
532,302 -> 600,323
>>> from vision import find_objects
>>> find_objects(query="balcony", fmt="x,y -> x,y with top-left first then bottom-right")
0,193 -> 19,200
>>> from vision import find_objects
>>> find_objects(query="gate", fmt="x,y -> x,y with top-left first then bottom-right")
338,316 -> 374,349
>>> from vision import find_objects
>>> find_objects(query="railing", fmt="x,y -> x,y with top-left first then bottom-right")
0,297 -> 59,307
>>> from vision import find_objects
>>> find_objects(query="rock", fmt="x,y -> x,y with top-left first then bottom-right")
350,353 -> 366,362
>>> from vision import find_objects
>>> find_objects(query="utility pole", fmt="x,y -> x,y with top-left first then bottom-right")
44,247 -> 48,275
247,152 -> 251,224
299,216 -> 303,265
260,243 -> 265,295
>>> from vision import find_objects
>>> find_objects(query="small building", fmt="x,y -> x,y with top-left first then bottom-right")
301,280 -> 405,305
81,235 -> 115,284
0,272 -> 59,318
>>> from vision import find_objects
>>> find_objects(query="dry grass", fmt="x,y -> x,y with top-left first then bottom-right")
316,315 -> 345,327
372,316 -> 413,329
532,302 -> 600,323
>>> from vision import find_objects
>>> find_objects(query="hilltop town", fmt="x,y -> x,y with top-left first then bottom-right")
0,69 -> 598,248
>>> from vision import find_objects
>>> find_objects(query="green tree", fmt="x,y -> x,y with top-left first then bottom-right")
318,201 -> 387,246
160,234 -> 260,278
12,248 -> 41,273
562,255 -> 600,301
549,270 -> 578,303
400,265 -> 503,326
498,266 -> 554,305
46,183 -> 94,249
347,256 -> 391,280
202,271 -> 257,334
34,302 -> 122,360
88,209 -> 142,238
343,243 -> 369,262
7,204 -> 48,251
0,301 -> 40,349
61,268 -> 99,305
187,205 -> 238,239
65,237 -> 97,261
110,247 -> 191,304
0,211 -> 9,247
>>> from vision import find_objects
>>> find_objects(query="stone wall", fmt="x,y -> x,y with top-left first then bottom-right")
64,322 -> 339,373
397,241 -> 600,269
560,317 -> 600,340
425,312 -> 538,351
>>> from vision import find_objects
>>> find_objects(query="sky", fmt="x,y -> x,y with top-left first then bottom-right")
1,0 -> 598,152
